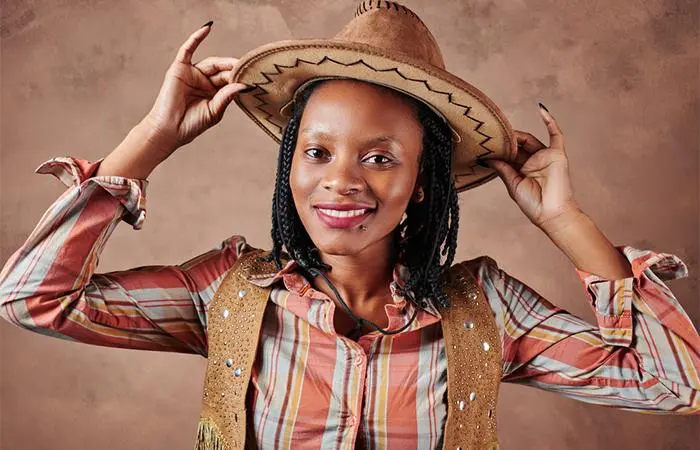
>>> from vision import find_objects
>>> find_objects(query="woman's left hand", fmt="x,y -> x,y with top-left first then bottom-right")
482,105 -> 583,232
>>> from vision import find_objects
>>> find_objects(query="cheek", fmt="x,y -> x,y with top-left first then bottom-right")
373,170 -> 416,217
289,156 -> 315,210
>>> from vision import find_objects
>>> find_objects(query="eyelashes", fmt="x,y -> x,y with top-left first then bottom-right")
303,148 -> 396,166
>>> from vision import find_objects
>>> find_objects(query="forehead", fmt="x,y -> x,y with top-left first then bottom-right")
299,79 -> 423,141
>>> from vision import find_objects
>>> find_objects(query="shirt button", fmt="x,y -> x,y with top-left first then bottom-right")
354,354 -> 364,366
347,415 -> 356,427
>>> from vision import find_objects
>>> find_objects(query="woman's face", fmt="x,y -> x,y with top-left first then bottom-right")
290,79 -> 424,257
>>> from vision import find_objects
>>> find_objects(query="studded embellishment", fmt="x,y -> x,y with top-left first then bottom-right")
198,249 -> 276,450
438,261 -> 502,450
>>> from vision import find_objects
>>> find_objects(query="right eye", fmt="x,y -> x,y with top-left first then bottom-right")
304,148 -> 329,160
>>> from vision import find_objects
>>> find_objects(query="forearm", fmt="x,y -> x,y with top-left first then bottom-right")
95,119 -> 174,179
541,209 -> 633,280
1,155 -> 148,327
488,244 -> 699,413
0,178 -> 130,325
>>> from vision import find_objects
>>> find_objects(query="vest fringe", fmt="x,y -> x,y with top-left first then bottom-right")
194,417 -> 226,450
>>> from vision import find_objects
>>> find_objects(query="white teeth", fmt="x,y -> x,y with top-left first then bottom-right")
318,208 -> 368,218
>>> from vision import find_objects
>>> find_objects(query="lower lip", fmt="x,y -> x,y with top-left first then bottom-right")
315,208 -> 374,229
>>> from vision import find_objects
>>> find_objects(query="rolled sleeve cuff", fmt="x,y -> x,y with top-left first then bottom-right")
575,246 -> 689,347
35,156 -> 148,230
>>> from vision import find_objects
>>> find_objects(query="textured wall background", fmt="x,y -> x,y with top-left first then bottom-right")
1,0 -> 698,448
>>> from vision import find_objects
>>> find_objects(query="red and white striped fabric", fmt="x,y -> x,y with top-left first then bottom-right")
1,156 -> 698,450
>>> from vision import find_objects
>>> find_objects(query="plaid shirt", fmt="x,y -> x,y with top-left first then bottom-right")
1,156 -> 698,450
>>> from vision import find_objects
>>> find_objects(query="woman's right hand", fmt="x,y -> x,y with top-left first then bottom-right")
141,22 -> 249,159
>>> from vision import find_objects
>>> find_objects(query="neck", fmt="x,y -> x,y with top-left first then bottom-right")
312,238 -> 397,309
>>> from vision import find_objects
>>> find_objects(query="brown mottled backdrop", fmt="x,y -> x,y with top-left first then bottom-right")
1,0 -> 698,449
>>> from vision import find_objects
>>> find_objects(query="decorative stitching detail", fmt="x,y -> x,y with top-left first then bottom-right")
236,41 -> 511,147
248,55 -> 495,156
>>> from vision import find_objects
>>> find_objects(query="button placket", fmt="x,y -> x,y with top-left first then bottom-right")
354,353 -> 365,366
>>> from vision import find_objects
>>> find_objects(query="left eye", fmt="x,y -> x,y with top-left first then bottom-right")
364,155 -> 392,164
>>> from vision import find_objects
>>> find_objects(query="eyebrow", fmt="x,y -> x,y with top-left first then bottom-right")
299,128 -> 402,147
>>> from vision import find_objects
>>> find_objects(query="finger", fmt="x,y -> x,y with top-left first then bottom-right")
175,24 -> 212,65
538,104 -> 565,151
209,83 -> 249,119
194,56 -> 240,76
208,71 -> 232,88
514,130 -> 546,154
484,159 -> 522,199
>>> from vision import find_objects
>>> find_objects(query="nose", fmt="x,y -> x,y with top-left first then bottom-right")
321,155 -> 365,195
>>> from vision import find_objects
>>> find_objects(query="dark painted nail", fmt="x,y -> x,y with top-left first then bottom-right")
475,161 -> 491,169
538,102 -> 549,112
239,85 -> 257,93
201,20 -> 214,28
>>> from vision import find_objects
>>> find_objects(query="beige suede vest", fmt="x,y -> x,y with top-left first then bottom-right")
195,249 -> 501,450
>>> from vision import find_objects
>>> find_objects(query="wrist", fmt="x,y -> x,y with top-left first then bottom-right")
96,121 -> 174,180
537,204 -> 587,236
135,116 -> 178,159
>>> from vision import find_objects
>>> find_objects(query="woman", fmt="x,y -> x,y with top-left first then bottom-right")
1,2 -> 698,449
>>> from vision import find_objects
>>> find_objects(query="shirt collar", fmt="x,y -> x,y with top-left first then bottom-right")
244,258 -> 442,321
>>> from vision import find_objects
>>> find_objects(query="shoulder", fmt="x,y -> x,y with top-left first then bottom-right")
450,255 -> 503,286
215,235 -> 265,259
203,235 -> 265,278
214,235 -> 287,279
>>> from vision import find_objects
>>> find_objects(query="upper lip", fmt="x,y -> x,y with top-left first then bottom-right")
314,203 -> 376,211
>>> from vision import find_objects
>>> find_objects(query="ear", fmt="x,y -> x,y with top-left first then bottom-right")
412,185 -> 425,203
411,187 -> 425,203
412,171 -> 426,204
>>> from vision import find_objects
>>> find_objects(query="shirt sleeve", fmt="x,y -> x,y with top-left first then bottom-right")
0,156 -> 250,356
473,247 -> 700,414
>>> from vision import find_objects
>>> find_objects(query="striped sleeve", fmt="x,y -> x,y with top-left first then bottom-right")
0,156 -> 249,356
473,247 -> 700,414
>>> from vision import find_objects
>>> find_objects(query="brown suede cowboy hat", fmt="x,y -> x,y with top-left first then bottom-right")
231,0 -> 517,192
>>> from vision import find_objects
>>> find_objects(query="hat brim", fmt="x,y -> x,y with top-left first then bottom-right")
231,39 -> 517,192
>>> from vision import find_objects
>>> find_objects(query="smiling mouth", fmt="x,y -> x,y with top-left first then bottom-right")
314,207 -> 375,229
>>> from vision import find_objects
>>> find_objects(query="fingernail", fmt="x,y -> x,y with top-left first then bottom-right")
239,85 -> 257,93
538,102 -> 549,112
475,160 -> 491,169
201,20 -> 214,28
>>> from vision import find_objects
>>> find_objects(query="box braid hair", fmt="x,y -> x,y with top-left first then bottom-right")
268,80 -> 459,309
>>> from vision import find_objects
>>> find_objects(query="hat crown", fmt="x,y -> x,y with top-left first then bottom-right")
334,1 -> 445,69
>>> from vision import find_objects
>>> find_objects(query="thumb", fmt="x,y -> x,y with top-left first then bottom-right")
485,159 -> 522,198
209,82 -> 249,120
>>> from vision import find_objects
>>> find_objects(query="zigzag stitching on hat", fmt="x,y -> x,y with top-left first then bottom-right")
250,55 -> 495,157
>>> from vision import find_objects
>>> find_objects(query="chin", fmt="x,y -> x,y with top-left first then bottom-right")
311,233 -> 367,257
